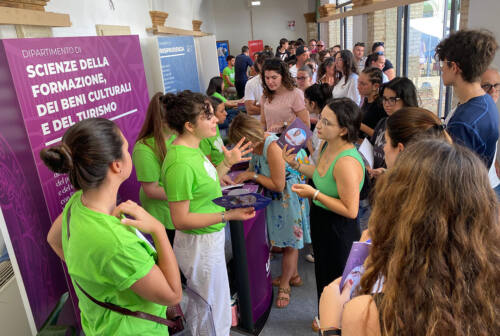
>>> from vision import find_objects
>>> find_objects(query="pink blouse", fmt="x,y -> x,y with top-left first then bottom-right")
260,88 -> 305,133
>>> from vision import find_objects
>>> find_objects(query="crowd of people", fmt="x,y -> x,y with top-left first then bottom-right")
43,29 -> 500,336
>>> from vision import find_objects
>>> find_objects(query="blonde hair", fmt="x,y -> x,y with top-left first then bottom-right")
228,113 -> 265,145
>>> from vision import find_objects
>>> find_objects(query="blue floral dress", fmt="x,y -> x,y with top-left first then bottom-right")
250,134 -> 311,249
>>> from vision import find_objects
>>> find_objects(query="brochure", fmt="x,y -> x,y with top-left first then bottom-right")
340,241 -> 371,298
358,138 -> 374,168
212,192 -> 271,210
276,118 -> 313,154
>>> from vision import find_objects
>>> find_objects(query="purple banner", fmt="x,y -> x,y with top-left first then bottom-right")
2,35 -> 148,221
0,35 -> 149,329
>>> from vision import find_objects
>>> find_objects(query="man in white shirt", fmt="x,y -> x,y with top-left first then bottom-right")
244,51 -> 273,119
289,45 -> 310,78
353,42 -> 366,72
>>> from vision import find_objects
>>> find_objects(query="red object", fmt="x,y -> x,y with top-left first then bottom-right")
248,40 -> 264,61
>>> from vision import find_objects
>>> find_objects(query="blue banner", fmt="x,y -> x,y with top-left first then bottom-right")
158,36 -> 200,93
216,40 -> 229,75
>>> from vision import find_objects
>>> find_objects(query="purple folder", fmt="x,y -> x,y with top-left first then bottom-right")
276,118 -> 313,154
339,241 -> 371,298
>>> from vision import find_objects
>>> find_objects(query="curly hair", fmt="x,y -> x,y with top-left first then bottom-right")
163,90 -> 212,135
261,58 -> 296,102
435,29 -> 498,83
359,139 -> 500,336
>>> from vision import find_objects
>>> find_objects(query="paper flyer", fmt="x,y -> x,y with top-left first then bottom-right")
213,192 -> 271,210
276,118 -> 313,154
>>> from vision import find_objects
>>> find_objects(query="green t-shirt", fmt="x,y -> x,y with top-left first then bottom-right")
222,66 -> 235,87
132,136 -> 176,230
61,190 -> 167,336
211,91 -> 228,103
199,126 -> 225,166
161,144 -> 225,234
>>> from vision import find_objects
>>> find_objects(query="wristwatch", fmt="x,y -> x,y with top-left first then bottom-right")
319,328 -> 341,335
253,173 -> 259,180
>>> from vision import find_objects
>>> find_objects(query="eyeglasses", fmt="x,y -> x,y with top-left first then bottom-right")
318,115 -> 337,127
296,76 -> 309,81
317,44 -> 325,47
481,83 -> 500,92
382,96 -> 401,106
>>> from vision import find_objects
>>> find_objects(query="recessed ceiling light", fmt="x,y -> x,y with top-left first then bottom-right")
251,1 -> 261,6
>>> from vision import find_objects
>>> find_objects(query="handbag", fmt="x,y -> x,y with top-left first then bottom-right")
65,206 -> 185,334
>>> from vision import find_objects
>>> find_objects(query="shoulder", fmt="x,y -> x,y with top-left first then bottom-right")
342,295 -> 380,336
292,87 -> 304,97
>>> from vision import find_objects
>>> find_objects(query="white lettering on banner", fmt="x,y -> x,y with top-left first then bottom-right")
87,82 -> 132,102
75,101 -> 117,121
159,46 -> 185,54
31,73 -> 106,97
79,57 -> 110,70
21,46 -> 82,59
26,60 -> 79,78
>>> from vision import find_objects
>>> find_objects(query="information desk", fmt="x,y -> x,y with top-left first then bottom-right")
226,182 -> 272,335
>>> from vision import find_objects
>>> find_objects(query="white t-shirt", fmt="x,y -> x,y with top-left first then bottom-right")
332,73 -> 361,105
244,74 -> 263,120
289,65 -> 298,78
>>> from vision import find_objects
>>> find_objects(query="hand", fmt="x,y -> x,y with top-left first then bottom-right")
360,229 -> 370,242
222,137 -> 253,167
319,277 -> 353,329
113,200 -> 163,235
282,144 -> 298,168
220,174 -> 235,186
291,184 -> 316,198
234,171 -> 255,184
367,167 -> 386,179
227,207 -> 256,221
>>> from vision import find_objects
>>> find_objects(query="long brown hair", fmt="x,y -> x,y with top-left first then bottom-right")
261,58 -> 295,102
386,107 -> 452,147
136,92 -> 169,162
359,139 -> 500,335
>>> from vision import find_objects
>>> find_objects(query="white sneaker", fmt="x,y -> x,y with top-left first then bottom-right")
305,253 -> 315,263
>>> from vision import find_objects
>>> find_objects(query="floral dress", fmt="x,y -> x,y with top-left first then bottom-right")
250,134 -> 311,249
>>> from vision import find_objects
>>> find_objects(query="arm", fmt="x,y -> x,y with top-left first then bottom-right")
47,214 -> 64,261
224,99 -> 241,108
115,201 -> 182,306
295,108 -> 311,129
342,295 -> 381,336
169,200 -> 255,230
141,182 -> 167,200
234,142 -> 286,192
223,74 -> 234,87
282,144 -> 316,179
384,68 -> 395,81
360,123 -> 375,137
244,100 -> 261,116
260,104 -> 267,130
315,156 -> 363,218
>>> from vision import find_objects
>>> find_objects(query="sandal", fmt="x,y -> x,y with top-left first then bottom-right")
312,316 -> 320,332
272,275 -> 303,287
275,287 -> 291,308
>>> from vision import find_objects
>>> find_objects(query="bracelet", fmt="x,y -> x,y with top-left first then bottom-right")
319,327 -> 341,335
221,211 -> 226,222
313,189 -> 320,201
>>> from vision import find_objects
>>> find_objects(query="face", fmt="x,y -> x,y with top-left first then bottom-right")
326,62 -> 335,76
309,41 -> 317,50
354,46 -> 365,59
316,106 -> 346,141
335,53 -> 344,73
230,58 -> 235,66
332,46 -> 341,54
373,55 -> 385,70
317,42 -> 325,51
374,45 -> 384,54
214,103 -> 227,124
481,69 -> 500,103
192,104 -> 218,139
304,97 -> 315,113
299,48 -> 310,62
264,70 -> 283,91
296,70 -> 312,90
439,58 -> 455,86
383,130 -> 402,169
357,72 -> 373,96
118,131 -> 133,180
382,88 -> 404,115
283,42 -> 289,49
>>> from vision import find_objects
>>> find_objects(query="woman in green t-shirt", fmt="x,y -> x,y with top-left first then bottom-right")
43,118 -> 182,336
133,92 -> 177,244
199,96 -> 227,167
206,76 -> 241,108
161,91 -> 255,335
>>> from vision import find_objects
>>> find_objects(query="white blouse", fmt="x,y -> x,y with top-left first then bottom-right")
332,73 -> 361,106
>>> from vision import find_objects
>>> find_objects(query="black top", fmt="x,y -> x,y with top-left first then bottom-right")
382,59 -> 394,72
275,49 -> 290,61
361,97 -> 387,136
235,53 -> 254,83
